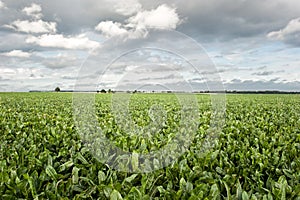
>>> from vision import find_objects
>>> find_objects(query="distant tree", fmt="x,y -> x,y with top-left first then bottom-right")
100,89 -> 106,93
108,89 -> 112,93
55,87 -> 60,92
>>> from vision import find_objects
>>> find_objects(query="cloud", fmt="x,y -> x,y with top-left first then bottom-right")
252,71 -> 274,76
0,68 -> 16,76
252,70 -> 284,76
1,0 -> 300,92
2,0 -> 297,38
41,53 -> 80,69
5,19 -> 57,34
225,79 -> 300,91
0,32 -> 34,52
175,0 -> 300,41
95,21 -> 128,37
0,1 -> 5,9
112,0 -> 142,16
95,4 -> 181,39
0,76 -> 10,82
1,50 -> 31,58
22,3 -> 42,19
267,18 -> 300,46
127,4 -> 181,30
26,34 -> 100,50
61,75 -> 77,80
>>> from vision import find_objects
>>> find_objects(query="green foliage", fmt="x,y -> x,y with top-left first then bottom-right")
55,87 -> 60,92
0,92 -> 299,199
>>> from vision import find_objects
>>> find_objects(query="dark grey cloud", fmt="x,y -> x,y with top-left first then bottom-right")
267,18 -> 300,47
61,75 -> 77,80
176,0 -> 300,41
251,70 -> 285,76
41,54 -> 81,69
0,32 -> 32,52
255,71 -> 270,76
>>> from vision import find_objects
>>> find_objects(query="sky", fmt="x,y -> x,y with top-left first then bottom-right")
0,0 -> 300,92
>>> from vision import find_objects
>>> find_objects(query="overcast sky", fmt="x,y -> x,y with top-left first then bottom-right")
0,0 -> 300,91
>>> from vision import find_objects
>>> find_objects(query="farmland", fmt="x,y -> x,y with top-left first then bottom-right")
0,92 -> 299,199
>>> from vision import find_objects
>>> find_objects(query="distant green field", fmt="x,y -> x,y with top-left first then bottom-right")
0,92 -> 299,199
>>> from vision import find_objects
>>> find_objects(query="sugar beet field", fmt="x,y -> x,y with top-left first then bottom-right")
0,92 -> 299,199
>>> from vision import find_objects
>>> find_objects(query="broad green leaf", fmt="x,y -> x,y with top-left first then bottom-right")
98,171 -> 106,183
127,187 -> 142,199
242,191 -> 249,200
77,153 -> 89,165
124,174 -> 138,183
180,177 -> 186,190
72,167 -> 79,184
45,165 -> 57,181
24,173 -> 37,198
59,160 -> 74,172
236,181 -> 242,200
110,189 -> 123,200
131,152 -> 139,172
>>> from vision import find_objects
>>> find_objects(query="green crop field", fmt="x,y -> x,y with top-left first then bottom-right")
0,92 -> 299,199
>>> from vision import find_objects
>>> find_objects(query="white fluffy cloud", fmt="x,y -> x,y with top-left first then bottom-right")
127,4 -> 181,30
268,18 -> 300,44
111,0 -> 142,16
4,3 -> 56,34
22,3 -> 43,19
1,50 -> 31,58
5,19 -> 57,34
95,21 -> 128,37
26,34 -> 100,50
95,4 -> 181,39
